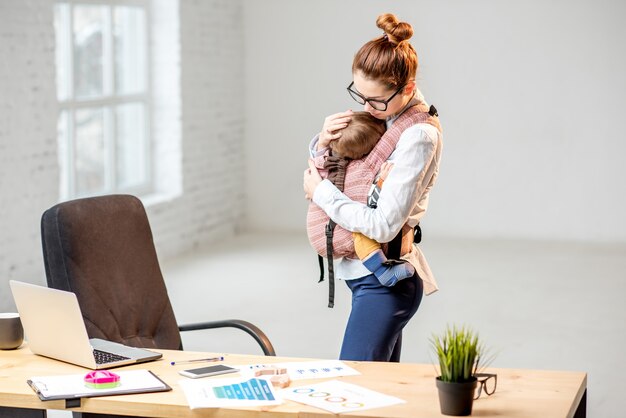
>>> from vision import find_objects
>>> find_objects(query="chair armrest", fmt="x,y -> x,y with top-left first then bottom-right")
178,319 -> 276,356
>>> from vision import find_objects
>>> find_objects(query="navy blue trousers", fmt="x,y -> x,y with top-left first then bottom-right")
339,272 -> 423,362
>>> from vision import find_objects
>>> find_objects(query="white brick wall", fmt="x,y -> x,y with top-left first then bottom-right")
0,0 -> 246,311
0,0 -> 58,310
148,0 -> 246,259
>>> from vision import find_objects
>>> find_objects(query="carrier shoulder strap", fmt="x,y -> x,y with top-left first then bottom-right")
319,154 -> 349,308
379,104 -> 439,261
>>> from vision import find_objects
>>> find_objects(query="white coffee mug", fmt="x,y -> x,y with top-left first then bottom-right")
0,313 -> 24,350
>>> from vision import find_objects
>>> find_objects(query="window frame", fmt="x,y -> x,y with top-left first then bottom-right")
55,0 -> 152,200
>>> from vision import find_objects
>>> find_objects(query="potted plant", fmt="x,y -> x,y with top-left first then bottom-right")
431,324 -> 488,416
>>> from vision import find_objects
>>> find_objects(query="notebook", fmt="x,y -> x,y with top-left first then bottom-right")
10,280 -> 162,370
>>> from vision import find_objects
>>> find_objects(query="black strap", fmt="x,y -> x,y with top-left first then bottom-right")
414,223 -> 422,244
386,229 -> 403,261
325,220 -> 337,308
386,222 -> 423,262
428,104 -> 438,116
317,255 -> 324,283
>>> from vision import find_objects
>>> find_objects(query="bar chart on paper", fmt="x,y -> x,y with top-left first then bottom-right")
212,378 -> 275,401
180,377 -> 282,409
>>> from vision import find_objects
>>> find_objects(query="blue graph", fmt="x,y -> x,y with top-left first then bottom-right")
212,378 -> 275,401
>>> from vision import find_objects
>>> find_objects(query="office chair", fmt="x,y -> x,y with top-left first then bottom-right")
41,194 -> 276,418
40,194 -> 275,354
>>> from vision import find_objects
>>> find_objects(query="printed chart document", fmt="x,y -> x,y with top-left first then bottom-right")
179,376 -> 282,409
27,370 -> 170,401
238,360 -> 360,380
281,380 -> 406,414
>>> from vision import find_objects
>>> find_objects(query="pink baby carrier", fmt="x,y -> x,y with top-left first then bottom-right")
306,103 -> 441,307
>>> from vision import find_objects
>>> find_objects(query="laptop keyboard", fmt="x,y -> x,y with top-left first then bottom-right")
93,349 -> 131,364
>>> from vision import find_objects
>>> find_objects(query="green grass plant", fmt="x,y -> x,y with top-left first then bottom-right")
431,324 -> 485,383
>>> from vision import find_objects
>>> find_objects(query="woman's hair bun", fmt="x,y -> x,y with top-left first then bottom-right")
376,13 -> 413,45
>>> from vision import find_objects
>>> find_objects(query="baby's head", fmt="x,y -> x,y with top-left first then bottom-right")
330,112 -> 386,159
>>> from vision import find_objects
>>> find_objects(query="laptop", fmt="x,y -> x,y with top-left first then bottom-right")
10,280 -> 162,369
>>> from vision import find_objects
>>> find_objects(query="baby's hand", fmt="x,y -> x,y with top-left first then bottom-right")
303,159 -> 323,200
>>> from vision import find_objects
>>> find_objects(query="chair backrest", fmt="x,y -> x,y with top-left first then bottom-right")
41,194 -> 182,350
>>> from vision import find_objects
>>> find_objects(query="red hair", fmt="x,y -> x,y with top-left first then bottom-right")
352,13 -> 418,90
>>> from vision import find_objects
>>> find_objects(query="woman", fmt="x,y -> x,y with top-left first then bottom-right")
303,13 -> 443,362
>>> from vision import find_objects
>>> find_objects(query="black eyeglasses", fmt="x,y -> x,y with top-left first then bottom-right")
474,373 -> 497,400
347,81 -> 405,111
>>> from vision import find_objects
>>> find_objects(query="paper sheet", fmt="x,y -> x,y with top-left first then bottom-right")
237,360 -> 360,380
281,380 -> 406,414
179,376 -> 282,409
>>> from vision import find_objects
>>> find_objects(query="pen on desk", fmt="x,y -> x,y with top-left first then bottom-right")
170,356 -> 224,366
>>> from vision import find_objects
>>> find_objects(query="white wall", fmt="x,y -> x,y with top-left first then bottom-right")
2,0 -> 624,311
148,0 -> 247,257
243,0 -> 626,243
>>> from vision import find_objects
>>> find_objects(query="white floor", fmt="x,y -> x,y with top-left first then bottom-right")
49,232 -> 626,417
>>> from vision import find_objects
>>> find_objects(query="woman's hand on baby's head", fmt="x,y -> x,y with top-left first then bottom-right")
318,110 -> 353,150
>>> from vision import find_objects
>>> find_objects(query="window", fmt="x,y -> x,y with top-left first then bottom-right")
54,1 -> 151,199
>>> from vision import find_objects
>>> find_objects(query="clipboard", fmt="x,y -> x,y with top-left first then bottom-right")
27,369 -> 171,403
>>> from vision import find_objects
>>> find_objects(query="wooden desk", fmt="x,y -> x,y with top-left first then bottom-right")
0,346 -> 586,418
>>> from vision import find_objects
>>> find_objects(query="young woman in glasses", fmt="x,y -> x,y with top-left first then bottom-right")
303,13 -> 443,362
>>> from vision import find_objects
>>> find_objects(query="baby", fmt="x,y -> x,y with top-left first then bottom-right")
324,111 -> 414,286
